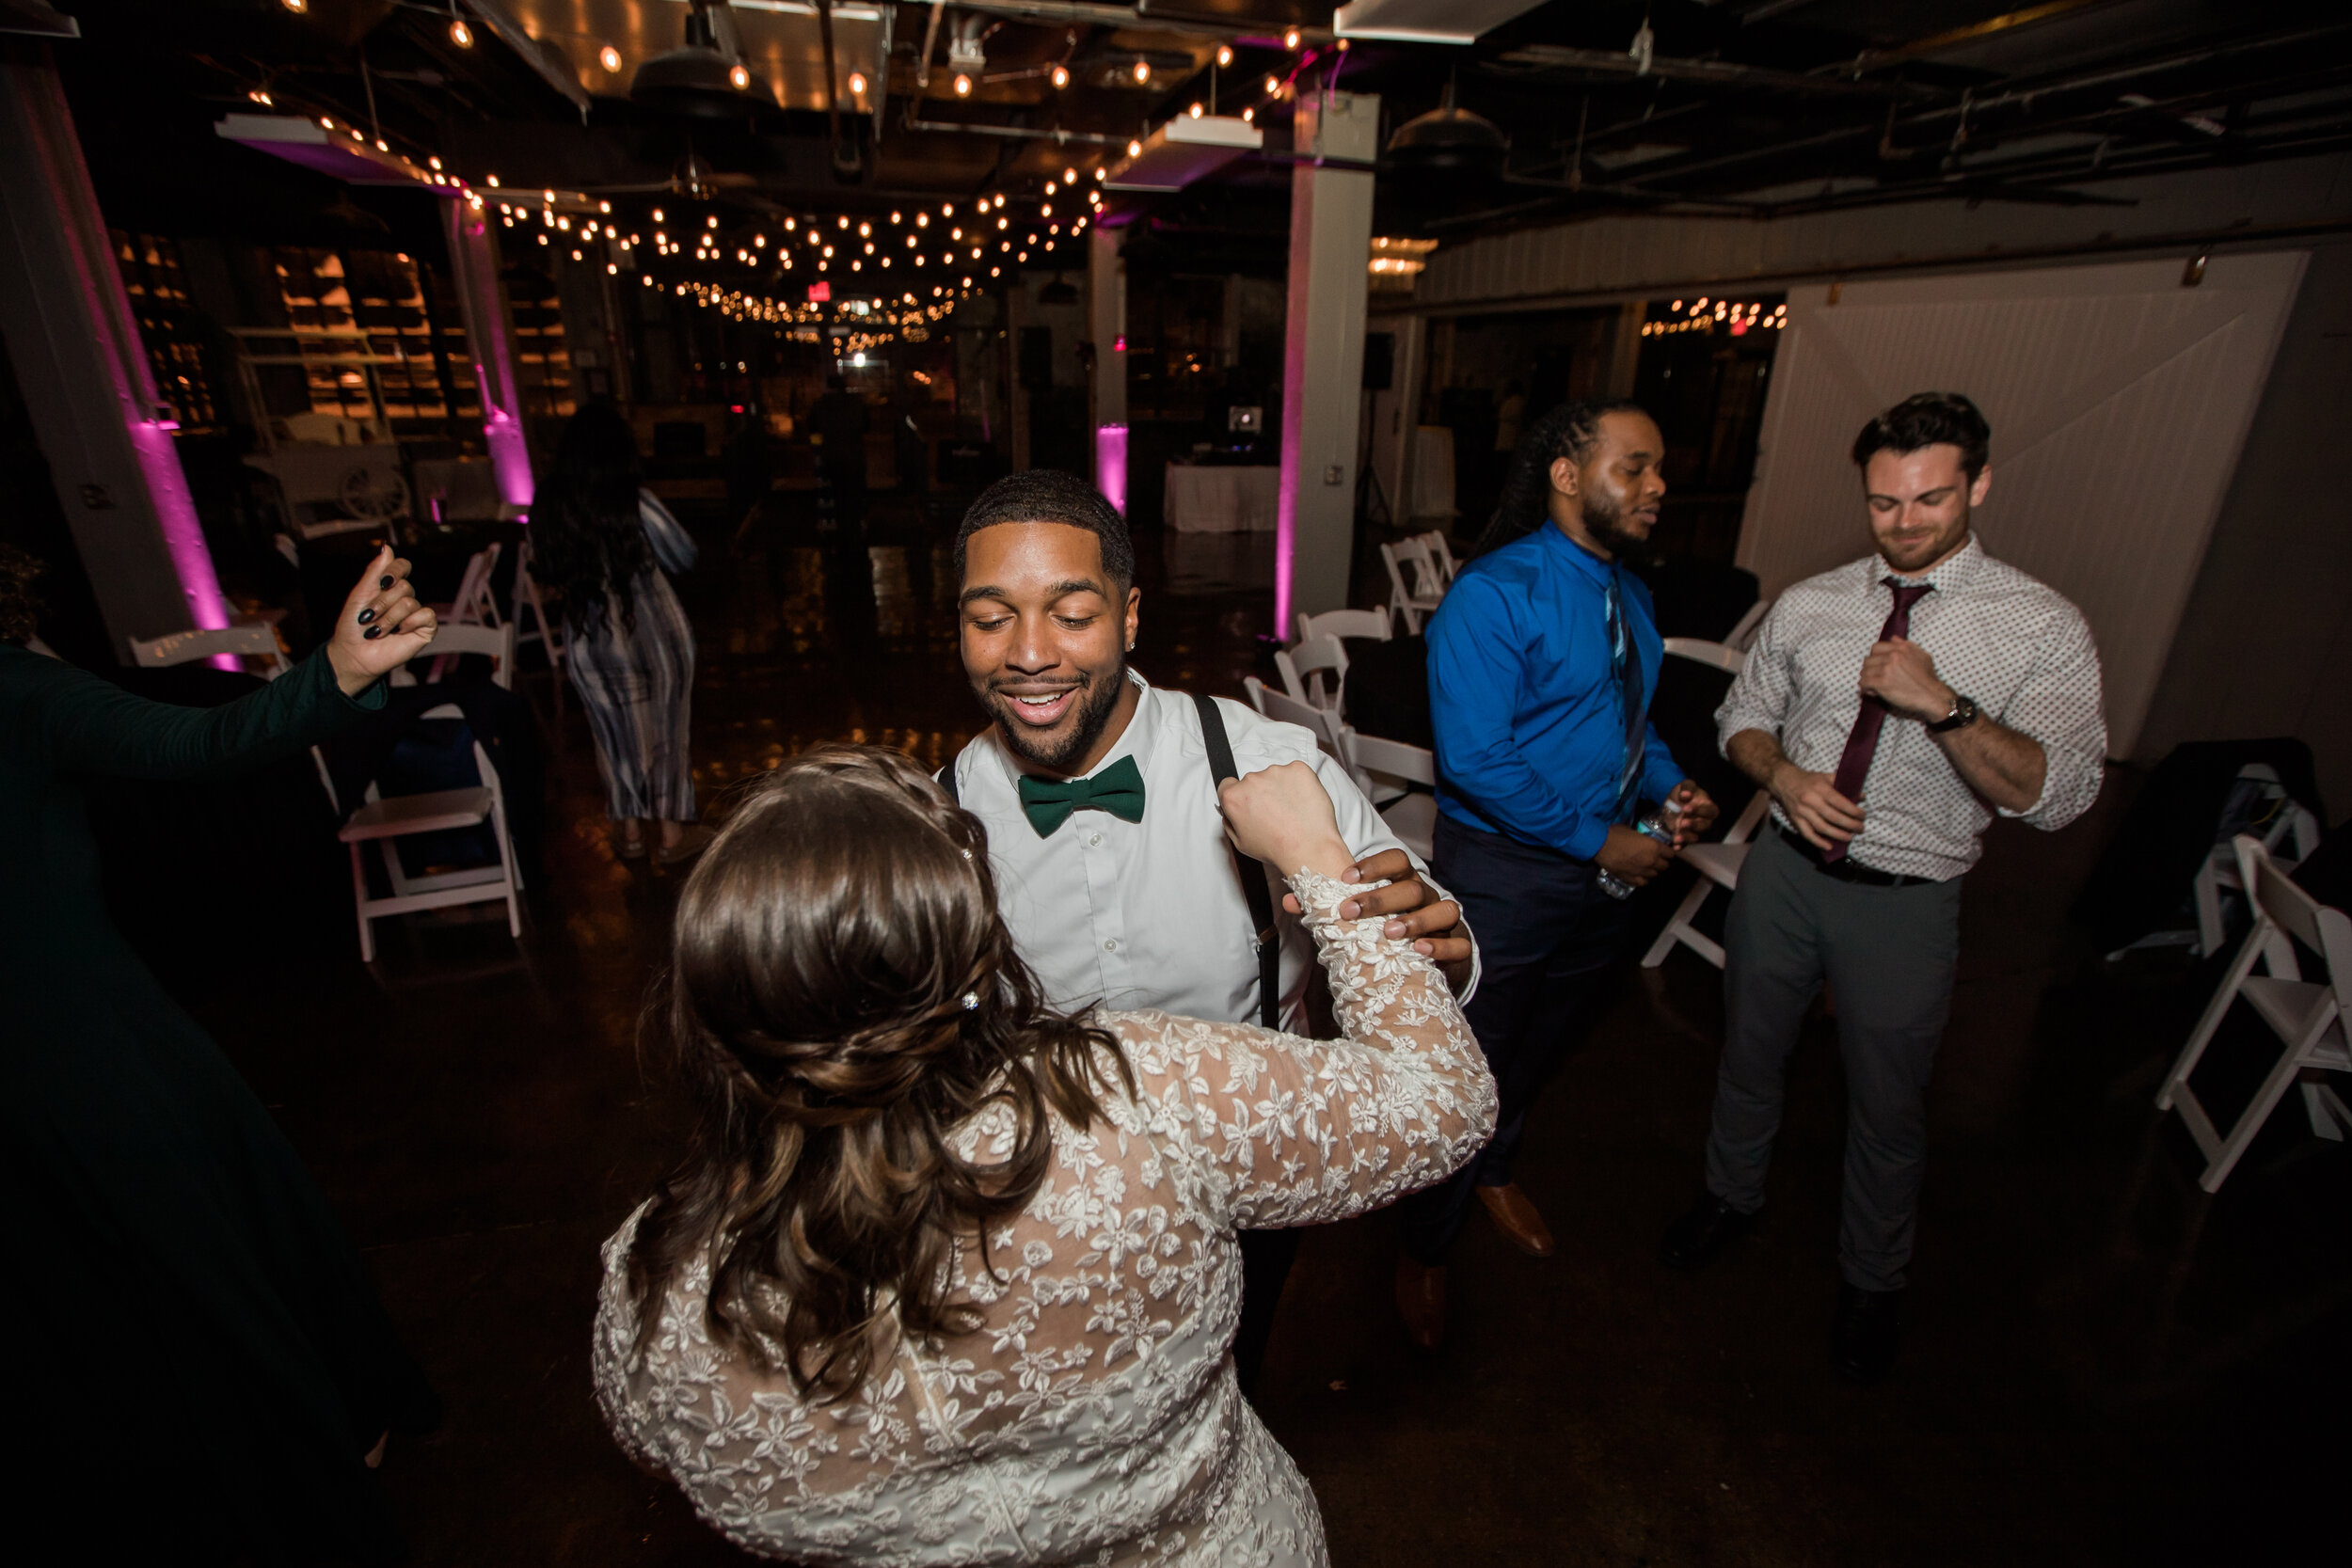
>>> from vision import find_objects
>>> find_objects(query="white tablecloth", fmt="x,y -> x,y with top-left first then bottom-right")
1164,465 -> 1281,533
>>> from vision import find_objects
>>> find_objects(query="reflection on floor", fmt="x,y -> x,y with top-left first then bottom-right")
188,504 -> 2344,1565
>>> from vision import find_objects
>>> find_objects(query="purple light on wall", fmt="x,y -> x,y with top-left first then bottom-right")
132,418 -> 236,667
445,204 -> 534,511
1096,423 -> 1128,515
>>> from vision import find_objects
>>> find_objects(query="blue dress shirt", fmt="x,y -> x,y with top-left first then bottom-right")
1427,523 -> 1685,860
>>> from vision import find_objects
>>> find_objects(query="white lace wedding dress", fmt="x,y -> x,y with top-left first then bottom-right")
594,869 -> 1496,1565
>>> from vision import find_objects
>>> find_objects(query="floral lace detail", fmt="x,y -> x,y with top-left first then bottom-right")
594,869 -> 1496,1566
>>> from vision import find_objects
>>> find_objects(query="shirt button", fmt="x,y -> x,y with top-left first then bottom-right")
1089,832 -> 1102,846
1104,939 -> 1118,952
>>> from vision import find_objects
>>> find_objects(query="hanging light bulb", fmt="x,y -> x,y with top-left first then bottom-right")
1188,102 -> 1203,119
729,63 -> 750,90
1133,60 -> 1151,85
248,88 -> 273,106
1127,138 -> 1142,157
1217,44 -> 1233,68
1284,27 -> 1301,49
953,73 -> 972,97
1051,63 -> 1070,89
1242,106 -> 1254,123
1265,75 -> 1281,96
280,0 -> 306,12
599,44 -> 622,73
450,17 -> 473,48
1044,181 -> 1057,196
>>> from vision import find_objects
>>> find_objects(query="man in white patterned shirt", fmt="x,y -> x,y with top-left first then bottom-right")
1660,392 -> 2106,1384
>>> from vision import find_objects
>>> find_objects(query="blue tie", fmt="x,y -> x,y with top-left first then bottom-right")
1605,570 -> 1645,823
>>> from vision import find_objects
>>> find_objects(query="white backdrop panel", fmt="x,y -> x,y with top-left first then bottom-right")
1737,253 -> 2308,756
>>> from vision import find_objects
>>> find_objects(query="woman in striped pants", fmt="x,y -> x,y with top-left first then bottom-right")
531,404 -> 710,865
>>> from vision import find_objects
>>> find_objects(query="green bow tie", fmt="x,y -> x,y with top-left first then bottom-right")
1017,753 -> 1147,836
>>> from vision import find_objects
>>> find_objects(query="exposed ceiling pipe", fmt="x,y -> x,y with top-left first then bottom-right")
1849,0 -> 2126,74
1495,44 -> 1931,99
917,0 -> 947,90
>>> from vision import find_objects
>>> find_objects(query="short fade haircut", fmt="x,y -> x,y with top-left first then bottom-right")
954,469 -> 1136,588
1851,392 -> 1992,483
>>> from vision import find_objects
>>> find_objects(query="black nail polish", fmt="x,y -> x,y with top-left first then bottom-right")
363,626 -> 382,640
379,575 -> 394,590
357,609 -> 375,626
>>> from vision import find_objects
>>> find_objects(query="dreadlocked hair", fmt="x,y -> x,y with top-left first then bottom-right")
1471,396 -> 1648,558
628,744 -> 1136,1402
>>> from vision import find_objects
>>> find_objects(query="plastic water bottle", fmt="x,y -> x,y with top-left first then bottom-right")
1597,799 -> 1681,900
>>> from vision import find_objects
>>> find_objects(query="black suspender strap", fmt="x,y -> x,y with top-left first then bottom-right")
1194,692 -> 1281,1031
935,761 -> 961,806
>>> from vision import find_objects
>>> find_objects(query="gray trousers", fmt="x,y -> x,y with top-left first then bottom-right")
1704,826 -> 1963,1292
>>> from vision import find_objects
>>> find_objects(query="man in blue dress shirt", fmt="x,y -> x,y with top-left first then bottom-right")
1394,398 -> 1717,1349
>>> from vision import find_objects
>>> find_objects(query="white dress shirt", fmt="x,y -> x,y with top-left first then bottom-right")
1715,536 -> 2107,880
951,671 -> 1475,1029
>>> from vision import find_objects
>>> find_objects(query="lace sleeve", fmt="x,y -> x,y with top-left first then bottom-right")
1115,868 -> 1496,1231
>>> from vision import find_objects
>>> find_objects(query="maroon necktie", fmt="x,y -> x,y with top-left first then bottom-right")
1821,579 -> 1934,864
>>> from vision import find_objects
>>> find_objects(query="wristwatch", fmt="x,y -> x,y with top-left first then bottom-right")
1927,692 -> 1980,734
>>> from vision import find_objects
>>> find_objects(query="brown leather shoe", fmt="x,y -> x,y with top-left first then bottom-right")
1394,1256 -> 1445,1352
1475,1182 -> 1556,1259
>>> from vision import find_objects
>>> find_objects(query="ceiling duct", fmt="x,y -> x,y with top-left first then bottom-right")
1385,79 -> 1508,179
631,0 -> 773,119
1334,0 -> 1549,46
1104,114 -> 1263,192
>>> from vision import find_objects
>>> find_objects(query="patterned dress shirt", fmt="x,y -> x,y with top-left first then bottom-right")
1715,535 -> 2107,881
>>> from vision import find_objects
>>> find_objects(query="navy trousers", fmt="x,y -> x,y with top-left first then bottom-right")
1397,811 -> 1631,1266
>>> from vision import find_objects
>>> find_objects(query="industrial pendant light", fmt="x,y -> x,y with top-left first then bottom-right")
1385,72 -> 1509,178
631,0 -> 770,118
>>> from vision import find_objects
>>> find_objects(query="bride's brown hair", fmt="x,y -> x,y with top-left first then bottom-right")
627,744 -> 1132,1401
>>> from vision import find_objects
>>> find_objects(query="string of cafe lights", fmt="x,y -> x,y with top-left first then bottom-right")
1642,297 -> 1788,336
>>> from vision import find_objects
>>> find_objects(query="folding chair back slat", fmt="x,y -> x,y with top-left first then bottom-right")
1295,608 -> 1391,645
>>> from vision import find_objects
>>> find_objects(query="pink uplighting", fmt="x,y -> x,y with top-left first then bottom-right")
1096,424 -> 1129,515
131,419 -> 236,667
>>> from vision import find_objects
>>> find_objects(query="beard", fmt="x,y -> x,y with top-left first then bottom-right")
979,661 -> 1130,773
1581,484 -> 1649,556
1877,505 -> 1971,574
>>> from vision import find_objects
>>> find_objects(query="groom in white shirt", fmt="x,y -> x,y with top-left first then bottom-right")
939,470 -> 1479,1390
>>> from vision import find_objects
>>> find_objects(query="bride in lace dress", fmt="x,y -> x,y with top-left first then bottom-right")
595,745 -> 1496,1565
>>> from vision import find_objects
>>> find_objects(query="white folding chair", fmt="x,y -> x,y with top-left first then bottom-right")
2190,766 -> 2323,958
1276,634 -> 1348,713
441,542 -> 503,627
1343,727 -> 1438,862
1381,540 -> 1447,634
1243,675 -> 1348,761
1417,531 -> 1459,588
1724,598 -> 1772,653
131,624 -> 293,680
1295,607 -> 1392,646
1661,637 -> 1746,675
1641,789 -> 1772,970
316,620 -> 524,961
509,534 -> 565,714
2156,834 -> 2352,1191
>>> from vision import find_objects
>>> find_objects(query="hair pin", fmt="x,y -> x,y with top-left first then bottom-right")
960,847 -> 973,861
961,991 -> 979,1010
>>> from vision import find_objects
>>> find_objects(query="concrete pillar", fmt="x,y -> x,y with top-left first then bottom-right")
1277,88 -> 1378,630
1604,300 -> 1646,399
0,41 -> 230,658
1368,312 -> 1424,531
1088,223 -> 1126,508
1005,280 -> 1032,471
439,199 -> 533,508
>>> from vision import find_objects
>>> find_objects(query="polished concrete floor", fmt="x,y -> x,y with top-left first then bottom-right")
191,500 -> 2346,1566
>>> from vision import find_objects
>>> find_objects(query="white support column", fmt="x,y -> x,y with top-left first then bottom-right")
1368,312 -> 1424,531
1089,222 -> 1127,510
0,41 -> 229,658
1277,88 -> 1379,630
440,198 -> 534,509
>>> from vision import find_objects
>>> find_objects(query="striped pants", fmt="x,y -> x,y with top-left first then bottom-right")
565,569 -> 697,823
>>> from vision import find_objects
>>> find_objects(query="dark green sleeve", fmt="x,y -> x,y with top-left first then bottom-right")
0,645 -> 387,783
